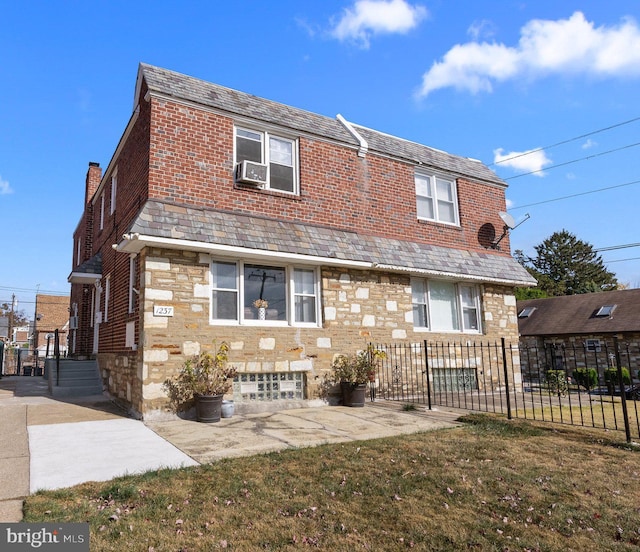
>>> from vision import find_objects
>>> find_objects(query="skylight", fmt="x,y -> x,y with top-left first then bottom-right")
595,304 -> 617,317
518,306 -> 537,318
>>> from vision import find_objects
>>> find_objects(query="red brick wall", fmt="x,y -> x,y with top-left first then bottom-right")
146,96 -> 511,254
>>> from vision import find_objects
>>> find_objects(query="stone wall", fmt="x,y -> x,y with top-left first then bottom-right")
100,248 -> 521,418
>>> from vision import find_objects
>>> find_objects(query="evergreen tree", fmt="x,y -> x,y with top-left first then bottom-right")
518,230 -> 618,296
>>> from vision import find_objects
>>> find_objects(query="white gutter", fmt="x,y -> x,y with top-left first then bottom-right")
114,234 -> 373,269
336,114 -> 368,157
372,263 -> 537,287
67,272 -> 102,285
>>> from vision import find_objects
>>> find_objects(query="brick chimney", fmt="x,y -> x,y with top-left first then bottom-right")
85,161 -> 102,205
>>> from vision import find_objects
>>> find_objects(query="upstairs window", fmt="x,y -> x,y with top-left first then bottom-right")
234,126 -> 298,194
595,304 -> 616,317
415,172 -> 459,225
411,278 -> 480,333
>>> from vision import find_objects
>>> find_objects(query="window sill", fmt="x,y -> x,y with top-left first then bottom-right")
234,182 -> 301,200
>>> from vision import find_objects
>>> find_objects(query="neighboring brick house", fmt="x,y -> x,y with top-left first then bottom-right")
32,294 -> 70,356
517,289 -> 640,379
68,63 -> 534,419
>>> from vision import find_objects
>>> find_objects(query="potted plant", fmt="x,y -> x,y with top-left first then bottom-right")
253,298 -> 268,320
163,342 -> 236,423
330,345 -> 386,407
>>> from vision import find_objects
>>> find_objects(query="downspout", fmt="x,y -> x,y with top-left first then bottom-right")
336,114 -> 368,158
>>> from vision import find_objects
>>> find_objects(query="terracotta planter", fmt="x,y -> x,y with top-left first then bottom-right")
195,394 -> 223,423
340,382 -> 366,407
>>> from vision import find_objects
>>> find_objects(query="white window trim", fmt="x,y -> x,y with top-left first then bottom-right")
99,192 -> 105,230
128,255 -> 136,314
76,238 -> 81,266
234,125 -> 299,195
415,171 -> 460,226
110,168 -> 117,215
104,274 -> 111,322
210,260 -> 320,327
411,277 -> 481,334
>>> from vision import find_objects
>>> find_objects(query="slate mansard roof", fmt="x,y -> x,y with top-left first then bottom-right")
124,201 -> 535,286
137,63 -> 505,188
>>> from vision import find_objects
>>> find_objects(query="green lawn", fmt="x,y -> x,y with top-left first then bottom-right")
24,413 -> 640,551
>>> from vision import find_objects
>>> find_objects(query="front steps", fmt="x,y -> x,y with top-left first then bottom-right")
46,359 -> 104,397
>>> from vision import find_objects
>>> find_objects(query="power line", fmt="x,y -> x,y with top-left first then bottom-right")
595,243 -> 640,252
489,115 -> 640,167
604,257 -> 640,264
504,142 -> 640,180
510,178 -> 640,210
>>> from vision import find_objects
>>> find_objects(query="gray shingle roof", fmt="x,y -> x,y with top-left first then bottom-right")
129,201 -> 535,286
518,289 -> 640,335
73,253 -> 102,276
138,64 -> 506,187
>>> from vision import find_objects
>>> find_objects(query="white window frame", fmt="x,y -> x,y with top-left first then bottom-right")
415,171 -> 459,226
76,238 -> 81,266
411,277 -> 481,333
104,274 -> 111,322
110,168 -> 117,215
585,339 -> 602,352
234,125 -> 299,195
128,255 -> 136,314
99,192 -> 105,230
210,259 -> 320,327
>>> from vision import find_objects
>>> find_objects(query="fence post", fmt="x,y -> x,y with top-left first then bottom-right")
614,337 -> 632,443
55,329 -> 60,387
501,338 -> 512,420
423,340 -> 432,411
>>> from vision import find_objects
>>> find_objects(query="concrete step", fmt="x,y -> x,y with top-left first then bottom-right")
46,359 -> 103,397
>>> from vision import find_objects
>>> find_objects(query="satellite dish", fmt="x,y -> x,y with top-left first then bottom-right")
491,211 -> 530,249
498,211 -> 516,229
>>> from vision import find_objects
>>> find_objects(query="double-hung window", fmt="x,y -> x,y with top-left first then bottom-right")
411,278 -> 480,333
415,172 -> 459,225
211,260 -> 319,326
235,126 -> 298,194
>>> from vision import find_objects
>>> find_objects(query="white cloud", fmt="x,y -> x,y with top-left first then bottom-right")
493,148 -> 552,177
582,138 -> 597,149
418,11 -> 640,97
0,176 -> 13,195
331,0 -> 428,48
467,19 -> 496,41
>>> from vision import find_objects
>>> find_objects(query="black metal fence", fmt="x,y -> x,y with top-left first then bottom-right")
372,339 -> 640,443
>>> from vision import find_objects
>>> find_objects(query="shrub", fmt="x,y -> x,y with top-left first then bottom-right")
545,369 -> 568,396
573,368 -> 598,390
604,367 -> 631,388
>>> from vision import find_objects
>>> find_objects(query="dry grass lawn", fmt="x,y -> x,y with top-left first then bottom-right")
23,413 -> 640,551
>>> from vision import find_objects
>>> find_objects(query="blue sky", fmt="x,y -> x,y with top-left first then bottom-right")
2,0 -> 640,312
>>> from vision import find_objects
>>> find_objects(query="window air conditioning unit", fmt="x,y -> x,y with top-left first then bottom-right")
69,316 -> 78,330
235,160 -> 268,186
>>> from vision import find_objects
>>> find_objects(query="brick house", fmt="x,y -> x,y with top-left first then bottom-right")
68,64 -> 535,419
32,294 -> 70,357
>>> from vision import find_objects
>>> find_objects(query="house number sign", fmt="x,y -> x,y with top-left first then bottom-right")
153,305 -> 174,317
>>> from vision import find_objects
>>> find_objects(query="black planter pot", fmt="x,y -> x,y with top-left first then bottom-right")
340,382 -> 367,407
195,394 -> 224,422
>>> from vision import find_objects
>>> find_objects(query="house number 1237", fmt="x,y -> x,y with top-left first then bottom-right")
154,305 -> 174,317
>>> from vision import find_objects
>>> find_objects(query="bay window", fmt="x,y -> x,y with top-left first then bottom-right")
210,260 -> 319,326
411,277 -> 480,333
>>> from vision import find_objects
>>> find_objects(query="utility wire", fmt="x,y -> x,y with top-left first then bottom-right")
604,256 -> 640,263
489,115 -> 640,167
510,178 -> 640,210
504,142 -> 640,180
595,243 -> 640,252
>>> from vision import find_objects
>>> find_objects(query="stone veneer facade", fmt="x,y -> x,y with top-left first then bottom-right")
97,247 -> 521,418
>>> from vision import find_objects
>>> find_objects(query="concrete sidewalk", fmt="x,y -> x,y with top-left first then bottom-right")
0,375 -> 463,523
